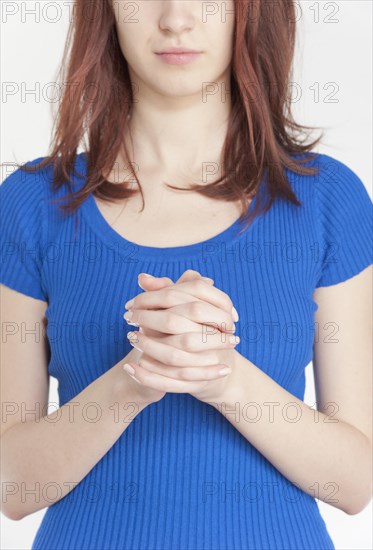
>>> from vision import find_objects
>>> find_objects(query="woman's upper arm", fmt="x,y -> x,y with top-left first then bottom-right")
312,264 -> 372,444
0,284 -> 50,439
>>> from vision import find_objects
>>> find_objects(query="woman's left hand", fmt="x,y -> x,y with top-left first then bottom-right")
123,272 -> 240,403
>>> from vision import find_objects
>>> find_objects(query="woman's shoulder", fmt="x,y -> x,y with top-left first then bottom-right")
1,156 -> 47,198
0,157 -> 51,300
296,152 -> 373,287
288,151 -> 371,205
1,152 -> 88,208
0,151 -> 88,235
0,157 -> 51,240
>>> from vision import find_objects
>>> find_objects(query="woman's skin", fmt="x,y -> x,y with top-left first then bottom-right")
2,0 -> 370,524
109,1 -> 372,516
103,0 -> 244,247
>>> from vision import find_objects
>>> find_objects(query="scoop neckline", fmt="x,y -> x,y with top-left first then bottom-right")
76,152 -> 263,260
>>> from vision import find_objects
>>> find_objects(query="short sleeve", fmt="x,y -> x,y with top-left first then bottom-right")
314,154 -> 373,288
0,159 -> 48,301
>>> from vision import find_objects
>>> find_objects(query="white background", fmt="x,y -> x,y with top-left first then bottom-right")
1,1 -> 372,549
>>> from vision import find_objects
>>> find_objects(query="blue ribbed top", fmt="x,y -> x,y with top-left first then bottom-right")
1,151 -> 372,550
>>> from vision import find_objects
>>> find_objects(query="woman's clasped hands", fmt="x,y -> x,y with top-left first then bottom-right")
122,270 -> 240,404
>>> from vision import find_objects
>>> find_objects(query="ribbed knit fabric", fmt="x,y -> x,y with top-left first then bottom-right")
1,151 -> 372,550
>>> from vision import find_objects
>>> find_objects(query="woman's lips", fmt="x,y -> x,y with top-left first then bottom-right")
155,52 -> 201,65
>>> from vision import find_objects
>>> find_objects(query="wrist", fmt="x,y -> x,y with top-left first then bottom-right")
198,349 -> 241,406
111,352 -> 153,410
219,349 -> 255,407
118,348 -> 166,407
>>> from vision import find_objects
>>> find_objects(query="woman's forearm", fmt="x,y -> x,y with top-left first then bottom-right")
207,350 -> 372,515
1,348 -> 151,520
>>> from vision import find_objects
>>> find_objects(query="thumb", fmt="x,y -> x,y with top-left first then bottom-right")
175,269 -> 214,285
137,270 -> 214,291
137,273 -> 174,291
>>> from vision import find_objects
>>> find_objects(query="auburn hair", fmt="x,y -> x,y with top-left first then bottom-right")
5,0 -> 324,235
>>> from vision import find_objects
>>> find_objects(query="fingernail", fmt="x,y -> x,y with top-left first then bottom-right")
232,306 -> 239,322
127,331 -> 141,350
202,277 -> 214,283
123,363 -> 135,376
125,298 -> 134,309
124,310 -> 133,321
219,366 -> 232,376
229,335 -> 240,345
139,273 -> 154,278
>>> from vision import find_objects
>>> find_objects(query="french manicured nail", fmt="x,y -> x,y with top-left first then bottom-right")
125,298 -> 134,309
232,306 -> 239,322
123,363 -> 135,376
229,335 -> 240,345
219,367 -> 232,376
123,311 -> 139,326
123,311 -> 139,327
127,331 -> 141,349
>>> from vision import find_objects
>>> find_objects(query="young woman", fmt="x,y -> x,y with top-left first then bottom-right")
1,1 -> 372,549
